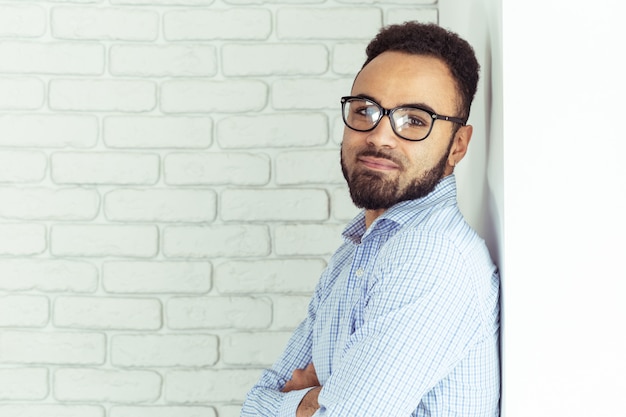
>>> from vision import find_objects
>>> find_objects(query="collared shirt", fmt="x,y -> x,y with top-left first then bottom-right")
241,175 -> 500,416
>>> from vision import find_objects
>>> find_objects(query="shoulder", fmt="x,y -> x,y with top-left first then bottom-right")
367,212 -> 498,326
369,208 -> 495,298
374,226 -> 472,291
384,204 -> 482,269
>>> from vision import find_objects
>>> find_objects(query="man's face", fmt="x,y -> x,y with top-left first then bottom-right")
341,51 -> 466,210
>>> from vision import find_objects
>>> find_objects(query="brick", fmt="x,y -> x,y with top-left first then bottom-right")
0,187 -> 99,221
332,42 -> 367,75
54,296 -> 162,330
221,332 -> 291,365
0,114 -> 98,148
274,224 -> 345,255
215,405 -> 240,417
55,368 -> 161,403
214,259 -> 323,294
163,225 -> 270,258
276,150 -> 344,184
0,405 -> 104,417
0,295 -> 49,327
167,296 -> 271,329
0,5 -> 45,38
277,8 -> 381,40
51,224 -> 158,257
272,78 -> 353,110
332,114 -> 344,144
50,79 -> 156,112
52,7 -> 158,41
113,0 -> 216,4
164,152 -> 270,186
111,334 -> 218,367
0,330 -> 105,365
164,9 -> 271,40
0,151 -> 46,183
216,114 -> 327,149
222,44 -> 327,76
386,8 -> 438,25
51,152 -> 159,185
104,189 -> 216,222
223,0 -> 323,2
0,224 -> 46,256
110,406 -> 216,417
104,116 -> 212,149
0,77 -> 44,110
340,0 -> 436,2
0,368 -> 47,400
222,0 -> 325,2
161,80 -> 267,113
0,41 -> 104,75
0,259 -> 98,293
331,186 -> 360,220
103,261 -> 211,294
165,369 -> 260,403
221,189 -> 328,221
110,45 -> 217,77
270,295 -> 311,330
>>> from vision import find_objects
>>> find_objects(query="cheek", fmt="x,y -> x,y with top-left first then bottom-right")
340,130 -> 362,157
402,146 -> 439,173
341,127 -> 360,146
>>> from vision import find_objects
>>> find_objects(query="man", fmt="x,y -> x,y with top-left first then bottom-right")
241,22 -> 500,417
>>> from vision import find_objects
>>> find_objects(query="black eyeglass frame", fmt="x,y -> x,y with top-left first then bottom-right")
340,96 -> 467,142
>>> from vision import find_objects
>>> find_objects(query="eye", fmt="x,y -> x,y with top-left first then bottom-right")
395,108 -> 431,129
352,102 -> 379,119
407,115 -> 427,126
353,105 -> 368,116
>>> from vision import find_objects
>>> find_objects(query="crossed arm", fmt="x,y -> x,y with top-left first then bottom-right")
242,234 -> 486,416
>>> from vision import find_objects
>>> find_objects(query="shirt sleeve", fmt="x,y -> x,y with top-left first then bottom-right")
240,319 -> 313,416
314,231 -> 484,416
240,263 -> 330,417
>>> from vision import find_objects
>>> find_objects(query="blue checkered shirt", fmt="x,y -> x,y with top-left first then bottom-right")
242,175 -> 500,416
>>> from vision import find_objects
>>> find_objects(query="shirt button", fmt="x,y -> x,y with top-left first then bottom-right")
355,268 -> 364,277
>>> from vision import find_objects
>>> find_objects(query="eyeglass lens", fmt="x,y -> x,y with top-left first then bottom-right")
342,97 -> 433,141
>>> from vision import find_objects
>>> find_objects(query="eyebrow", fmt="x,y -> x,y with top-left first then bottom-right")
354,93 -> 438,115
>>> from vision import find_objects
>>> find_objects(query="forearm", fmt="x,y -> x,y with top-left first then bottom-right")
296,386 -> 322,417
242,381 -> 314,417
241,383 -> 283,417
244,360 -> 324,416
241,319 -> 316,416
242,259 -> 335,415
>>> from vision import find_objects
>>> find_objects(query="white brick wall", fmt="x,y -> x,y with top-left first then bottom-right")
0,1 -> 438,415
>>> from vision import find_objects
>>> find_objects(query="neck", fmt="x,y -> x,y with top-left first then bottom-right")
365,209 -> 386,229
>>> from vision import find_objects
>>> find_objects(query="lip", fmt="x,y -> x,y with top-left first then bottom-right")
357,155 -> 400,171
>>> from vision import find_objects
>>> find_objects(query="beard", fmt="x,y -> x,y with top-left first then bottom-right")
341,143 -> 451,210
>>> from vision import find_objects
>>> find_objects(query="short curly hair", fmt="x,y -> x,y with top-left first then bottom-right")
363,22 -> 480,120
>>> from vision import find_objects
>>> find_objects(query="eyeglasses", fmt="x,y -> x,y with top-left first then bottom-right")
341,96 -> 466,142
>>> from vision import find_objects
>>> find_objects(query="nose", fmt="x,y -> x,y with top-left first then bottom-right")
366,115 -> 398,148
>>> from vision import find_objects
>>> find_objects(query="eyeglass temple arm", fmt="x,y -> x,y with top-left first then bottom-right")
434,114 -> 466,125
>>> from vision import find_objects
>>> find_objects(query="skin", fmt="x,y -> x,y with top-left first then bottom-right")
281,364 -> 321,417
287,51 -> 474,416
281,363 -> 320,393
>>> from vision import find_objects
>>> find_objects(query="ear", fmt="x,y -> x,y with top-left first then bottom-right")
446,124 -> 473,172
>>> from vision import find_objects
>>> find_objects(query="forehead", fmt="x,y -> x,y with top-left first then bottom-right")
351,51 -> 459,113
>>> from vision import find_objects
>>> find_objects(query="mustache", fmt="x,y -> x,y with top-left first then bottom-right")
355,149 -> 404,168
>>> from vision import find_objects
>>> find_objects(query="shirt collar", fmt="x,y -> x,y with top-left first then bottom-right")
342,174 -> 458,244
